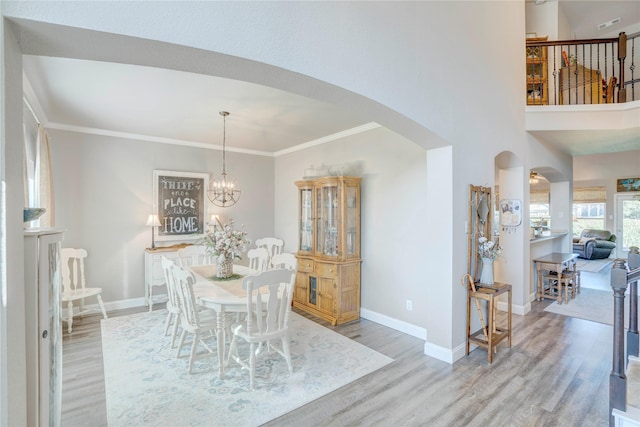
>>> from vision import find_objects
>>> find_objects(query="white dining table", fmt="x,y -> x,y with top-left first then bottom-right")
189,264 -> 258,378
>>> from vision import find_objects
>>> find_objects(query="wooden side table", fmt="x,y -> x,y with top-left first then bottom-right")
466,281 -> 512,363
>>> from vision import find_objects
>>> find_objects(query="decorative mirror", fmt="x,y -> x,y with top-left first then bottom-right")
467,185 -> 493,281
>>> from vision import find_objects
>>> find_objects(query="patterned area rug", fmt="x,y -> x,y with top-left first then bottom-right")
101,310 -> 393,427
544,287 -> 636,327
575,258 -> 614,273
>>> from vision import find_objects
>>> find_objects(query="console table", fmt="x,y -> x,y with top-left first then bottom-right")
466,281 -> 512,363
144,243 -> 192,311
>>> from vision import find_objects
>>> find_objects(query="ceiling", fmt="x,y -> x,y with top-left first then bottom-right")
21,1 -> 640,157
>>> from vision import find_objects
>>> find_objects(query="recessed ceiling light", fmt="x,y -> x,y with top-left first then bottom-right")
597,17 -> 621,30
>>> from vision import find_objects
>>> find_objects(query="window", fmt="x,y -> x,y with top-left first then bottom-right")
573,187 -> 606,236
530,190 -> 550,228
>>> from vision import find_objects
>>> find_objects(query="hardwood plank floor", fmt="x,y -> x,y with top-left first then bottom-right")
61,299 -> 611,426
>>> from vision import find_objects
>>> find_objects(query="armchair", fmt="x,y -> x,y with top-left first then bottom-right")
572,229 -> 617,260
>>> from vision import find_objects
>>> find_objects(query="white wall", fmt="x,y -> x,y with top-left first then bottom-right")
275,127 -> 430,329
2,0 -> 556,365
48,129 -> 275,304
1,18 -> 28,425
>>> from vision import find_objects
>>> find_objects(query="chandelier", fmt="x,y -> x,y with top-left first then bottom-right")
208,111 -> 241,207
529,171 -> 540,185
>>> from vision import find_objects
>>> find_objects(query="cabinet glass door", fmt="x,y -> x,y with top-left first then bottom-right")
346,185 -> 358,257
317,185 -> 339,256
299,188 -> 313,252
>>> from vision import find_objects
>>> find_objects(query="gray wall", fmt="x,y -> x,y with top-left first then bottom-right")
275,126 -> 430,328
48,129 -> 274,303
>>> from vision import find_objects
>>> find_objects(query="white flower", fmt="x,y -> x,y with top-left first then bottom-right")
201,219 -> 251,262
478,234 -> 502,260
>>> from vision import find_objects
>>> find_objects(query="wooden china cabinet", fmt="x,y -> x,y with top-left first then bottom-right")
293,176 -> 361,325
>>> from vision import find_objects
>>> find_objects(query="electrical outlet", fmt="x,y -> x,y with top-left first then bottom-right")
406,299 -> 413,311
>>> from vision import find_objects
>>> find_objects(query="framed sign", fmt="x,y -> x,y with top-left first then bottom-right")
617,177 -> 640,192
153,170 -> 209,241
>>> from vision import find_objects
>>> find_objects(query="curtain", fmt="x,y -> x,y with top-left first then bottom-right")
36,125 -> 55,227
573,186 -> 606,203
530,190 -> 549,204
23,124 -> 29,208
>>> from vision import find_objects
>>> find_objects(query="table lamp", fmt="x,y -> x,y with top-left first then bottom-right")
146,214 -> 161,249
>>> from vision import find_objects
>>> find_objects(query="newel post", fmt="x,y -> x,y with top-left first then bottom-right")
628,246 -> 640,360
610,258 -> 628,426
617,32 -> 627,103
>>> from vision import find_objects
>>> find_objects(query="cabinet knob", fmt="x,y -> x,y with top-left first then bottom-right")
42,330 -> 48,339
329,268 -> 333,272
307,263 -> 311,267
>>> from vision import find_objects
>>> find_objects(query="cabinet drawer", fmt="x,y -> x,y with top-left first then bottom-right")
315,262 -> 338,278
298,258 -> 314,273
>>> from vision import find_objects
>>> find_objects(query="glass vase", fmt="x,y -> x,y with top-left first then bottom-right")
216,258 -> 233,278
480,257 -> 494,285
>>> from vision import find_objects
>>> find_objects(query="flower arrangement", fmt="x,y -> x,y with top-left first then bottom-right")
201,219 -> 251,263
478,235 -> 502,260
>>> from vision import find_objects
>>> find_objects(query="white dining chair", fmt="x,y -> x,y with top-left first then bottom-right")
173,265 -> 218,373
161,256 -> 182,348
228,269 -> 296,390
270,252 -> 297,271
247,247 -> 269,272
177,245 -> 212,268
255,237 -> 284,269
60,248 -> 108,334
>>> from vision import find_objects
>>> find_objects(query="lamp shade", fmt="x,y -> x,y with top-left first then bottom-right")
146,214 -> 161,227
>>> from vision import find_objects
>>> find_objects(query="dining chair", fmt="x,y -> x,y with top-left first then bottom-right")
270,252 -> 297,271
173,265 -> 218,373
177,245 -> 212,268
60,248 -> 108,334
161,255 -> 181,348
228,269 -> 296,390
255,237 -> 284,269
247,247 -> 269,272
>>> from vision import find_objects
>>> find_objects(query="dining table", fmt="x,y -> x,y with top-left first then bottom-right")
189,264 -> 258,378
532,252 -> 578,303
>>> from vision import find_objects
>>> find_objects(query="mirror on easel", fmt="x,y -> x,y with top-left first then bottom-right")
467,185 -> 493,282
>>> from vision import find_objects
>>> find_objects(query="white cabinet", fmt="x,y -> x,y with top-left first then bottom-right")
24,228 -> 65,427
144,245 -> 187,311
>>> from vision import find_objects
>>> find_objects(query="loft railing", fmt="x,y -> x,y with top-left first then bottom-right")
526,31 -> 638,106
610,247 -> 640,426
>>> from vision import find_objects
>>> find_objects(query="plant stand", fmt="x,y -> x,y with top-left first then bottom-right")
465,281 -> 512,363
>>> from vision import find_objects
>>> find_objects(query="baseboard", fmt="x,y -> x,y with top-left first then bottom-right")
359,308 -> 469,365
360,308 -> 427,340
422,340 -> 468,364
71,297 -> 149,314
496,300 -> 530,316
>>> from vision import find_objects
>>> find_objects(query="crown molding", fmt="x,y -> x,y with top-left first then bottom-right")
41,120 -> 381,158
273,122 -> 381,157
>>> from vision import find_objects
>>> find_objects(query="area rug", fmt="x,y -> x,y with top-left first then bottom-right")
544,287 -> 637,326
576,258 -> 614,273
101,310 -> 393,427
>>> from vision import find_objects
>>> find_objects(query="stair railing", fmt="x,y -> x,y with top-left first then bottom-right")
527,31 -> 638,105
610,246 -> 640,426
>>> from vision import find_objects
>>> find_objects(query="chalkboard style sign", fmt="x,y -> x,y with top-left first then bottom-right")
153,170 -> 209,242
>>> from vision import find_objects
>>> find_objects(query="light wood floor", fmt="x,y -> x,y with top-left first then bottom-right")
61,298 -> 611,427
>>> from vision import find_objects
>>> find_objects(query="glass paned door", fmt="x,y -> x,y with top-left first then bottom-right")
317,185 -> 338,256
615,194 -> 640,257
299,188 -> 313,252
346,185 -> 357,256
